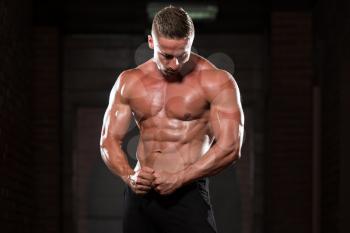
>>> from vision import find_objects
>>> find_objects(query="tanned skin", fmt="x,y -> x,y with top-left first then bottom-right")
100,32 -> 244,195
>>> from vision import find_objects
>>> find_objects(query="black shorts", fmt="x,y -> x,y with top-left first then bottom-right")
123,178 -> 218,233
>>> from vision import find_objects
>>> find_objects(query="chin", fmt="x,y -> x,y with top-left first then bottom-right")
165,72 -> 179,78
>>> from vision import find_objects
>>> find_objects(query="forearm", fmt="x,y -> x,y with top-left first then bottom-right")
179,143 -> 239,185
100,139 -> 134,184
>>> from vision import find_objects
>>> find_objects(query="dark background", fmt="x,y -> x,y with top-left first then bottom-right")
1,0 -> 349,233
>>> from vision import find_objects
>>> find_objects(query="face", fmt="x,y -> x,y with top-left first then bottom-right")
148,32 -> 193,77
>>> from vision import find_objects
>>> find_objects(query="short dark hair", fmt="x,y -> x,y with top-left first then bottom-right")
152,6 -> 194,39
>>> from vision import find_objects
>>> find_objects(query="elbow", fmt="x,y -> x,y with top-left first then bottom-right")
225,144 -> 241,165
99,135 -> 123,161
99,137 -> 115,162
229,150 -> 240,165
100,138 -> 119,168
100,137 -> 108,150
100,135 -> 121,149
99,139 -> 109,163
215,145 -> 240,169
99,137 -> 109,153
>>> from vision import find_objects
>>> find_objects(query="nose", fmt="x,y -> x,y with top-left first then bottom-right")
168,57 -> 180,70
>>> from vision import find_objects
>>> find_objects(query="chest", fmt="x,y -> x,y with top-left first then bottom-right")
128,77 -> 209,121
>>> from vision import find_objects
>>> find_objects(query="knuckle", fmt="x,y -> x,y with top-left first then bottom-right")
136,179 -> 144,184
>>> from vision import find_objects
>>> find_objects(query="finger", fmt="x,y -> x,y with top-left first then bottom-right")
152,178 -> 161,186
139,171 -> 155,180
153,171 -> 161,178
141,166 -> 154,173
139,171 -> 156,181
131,185 -> 149,195
151,179 -> 158,188
136,178 -> 152,186
130,186 -> 146,194
135,190 -> 147,195
135,184 -> 152,191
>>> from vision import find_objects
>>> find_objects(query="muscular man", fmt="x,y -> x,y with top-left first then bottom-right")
100,6 -> 244,233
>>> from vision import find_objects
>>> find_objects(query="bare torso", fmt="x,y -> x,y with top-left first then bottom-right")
125,54 -> 215,173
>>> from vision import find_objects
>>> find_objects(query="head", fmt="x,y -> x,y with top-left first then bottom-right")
148,6 -> 195,78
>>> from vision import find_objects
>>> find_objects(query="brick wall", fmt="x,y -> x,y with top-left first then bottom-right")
267,12 -> 313,233
314,0 -> 350,232
0,1 -> 61,233
32,27 -> 61,233
0,0 -> 34,232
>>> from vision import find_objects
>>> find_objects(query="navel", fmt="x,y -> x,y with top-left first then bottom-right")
183,113 -> 192,120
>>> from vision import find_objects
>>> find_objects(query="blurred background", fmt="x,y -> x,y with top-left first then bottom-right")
1,0 -> 349,233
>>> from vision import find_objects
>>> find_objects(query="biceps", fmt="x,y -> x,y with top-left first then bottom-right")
211,85 -> 243,124
101,104 -> 132,143
210,107 -> 242,140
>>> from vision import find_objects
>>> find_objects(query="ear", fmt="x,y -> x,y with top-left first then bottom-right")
148,35 -> 154,49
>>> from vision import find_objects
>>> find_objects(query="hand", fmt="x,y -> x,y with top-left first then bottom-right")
128,166 -> 155,195
152,170 -> 184,195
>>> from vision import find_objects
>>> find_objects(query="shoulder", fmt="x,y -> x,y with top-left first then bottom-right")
192,53 -> 238,89
117,59 -> 154,87
198,68 -> 239,102
106,68 -> 144,106
113,67 -> 146,96
117,68 -> 144,85
200,68 -> 236,86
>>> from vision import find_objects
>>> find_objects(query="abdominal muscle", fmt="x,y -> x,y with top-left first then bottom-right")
134,122 -> 212,174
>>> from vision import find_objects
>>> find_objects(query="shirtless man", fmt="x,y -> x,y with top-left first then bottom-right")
100,6 -> 244,233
